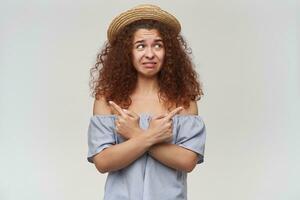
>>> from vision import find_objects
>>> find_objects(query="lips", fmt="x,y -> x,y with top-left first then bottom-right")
142,62 -> 157,68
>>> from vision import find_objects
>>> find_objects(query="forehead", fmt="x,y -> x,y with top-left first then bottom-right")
132,28 -> 162,42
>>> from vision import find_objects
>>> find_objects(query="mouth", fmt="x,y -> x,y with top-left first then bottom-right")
142,62 -> 157,68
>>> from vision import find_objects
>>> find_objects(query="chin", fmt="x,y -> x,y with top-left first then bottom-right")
139,71 -> 159,78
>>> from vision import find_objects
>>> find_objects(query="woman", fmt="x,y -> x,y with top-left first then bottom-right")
87,4 -> 206,200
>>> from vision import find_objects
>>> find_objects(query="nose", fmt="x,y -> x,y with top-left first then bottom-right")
145,47 -> 154,59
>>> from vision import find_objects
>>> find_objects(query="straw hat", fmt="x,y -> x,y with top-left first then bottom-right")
107,4 -> 181,44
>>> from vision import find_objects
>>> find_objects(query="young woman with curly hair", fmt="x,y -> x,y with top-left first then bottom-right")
87,4 -> 207,200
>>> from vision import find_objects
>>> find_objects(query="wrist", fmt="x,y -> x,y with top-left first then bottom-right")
136,130 -> 156,149
129,127 -> 144,138
148,142 -> 163,153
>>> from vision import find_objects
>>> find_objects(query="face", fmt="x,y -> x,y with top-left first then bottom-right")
131,28 -> 165,78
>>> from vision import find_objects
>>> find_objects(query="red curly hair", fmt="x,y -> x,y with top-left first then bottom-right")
89,19 -> 204,111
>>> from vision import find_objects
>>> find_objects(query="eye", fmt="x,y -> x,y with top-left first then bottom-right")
136,44 -> 145,49
154,43 -> 163,49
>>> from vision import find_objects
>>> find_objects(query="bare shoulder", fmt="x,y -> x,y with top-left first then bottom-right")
179,101 -> 198,115
93,95 -> 112,115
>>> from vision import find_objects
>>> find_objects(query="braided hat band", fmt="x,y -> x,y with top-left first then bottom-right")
107,4 -> 181,44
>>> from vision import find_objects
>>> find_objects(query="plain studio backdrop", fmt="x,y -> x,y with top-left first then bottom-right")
0,0 -> 299,199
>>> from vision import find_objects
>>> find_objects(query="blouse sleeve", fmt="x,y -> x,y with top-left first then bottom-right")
87,115 -> 117,163
175,115 -> 207,164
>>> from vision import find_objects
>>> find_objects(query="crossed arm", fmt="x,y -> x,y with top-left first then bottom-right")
91,98 -> 199,173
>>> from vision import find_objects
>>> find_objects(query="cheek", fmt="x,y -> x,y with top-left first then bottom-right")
132,52 -> 143,68
159,50 -> 165,61
132,51 -> 142,62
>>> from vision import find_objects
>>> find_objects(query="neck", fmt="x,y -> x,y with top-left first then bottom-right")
133,75 -> 159,96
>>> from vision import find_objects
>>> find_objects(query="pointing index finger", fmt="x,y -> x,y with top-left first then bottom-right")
109,101 -> 126,117
165,107 -> 183,121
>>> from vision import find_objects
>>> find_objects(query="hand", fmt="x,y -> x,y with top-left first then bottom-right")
147,107 -> 183,144
109,101 -> 141,139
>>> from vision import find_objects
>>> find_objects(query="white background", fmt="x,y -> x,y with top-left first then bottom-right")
0,0 -> 299,199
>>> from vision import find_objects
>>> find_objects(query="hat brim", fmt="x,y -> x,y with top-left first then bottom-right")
107,4 -> 181,44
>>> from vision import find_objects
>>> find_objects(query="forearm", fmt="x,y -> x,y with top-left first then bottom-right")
148,143 -> 197,172
93,134 -> 153,173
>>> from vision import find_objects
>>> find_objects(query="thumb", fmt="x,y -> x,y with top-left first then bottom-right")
152,113 -> 167,120
125,109 -> 139,119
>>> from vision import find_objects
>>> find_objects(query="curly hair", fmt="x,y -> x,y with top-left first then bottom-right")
89,19 -> 204,111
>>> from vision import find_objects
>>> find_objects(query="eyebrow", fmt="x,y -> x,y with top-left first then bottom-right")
134,39 -> 163,44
